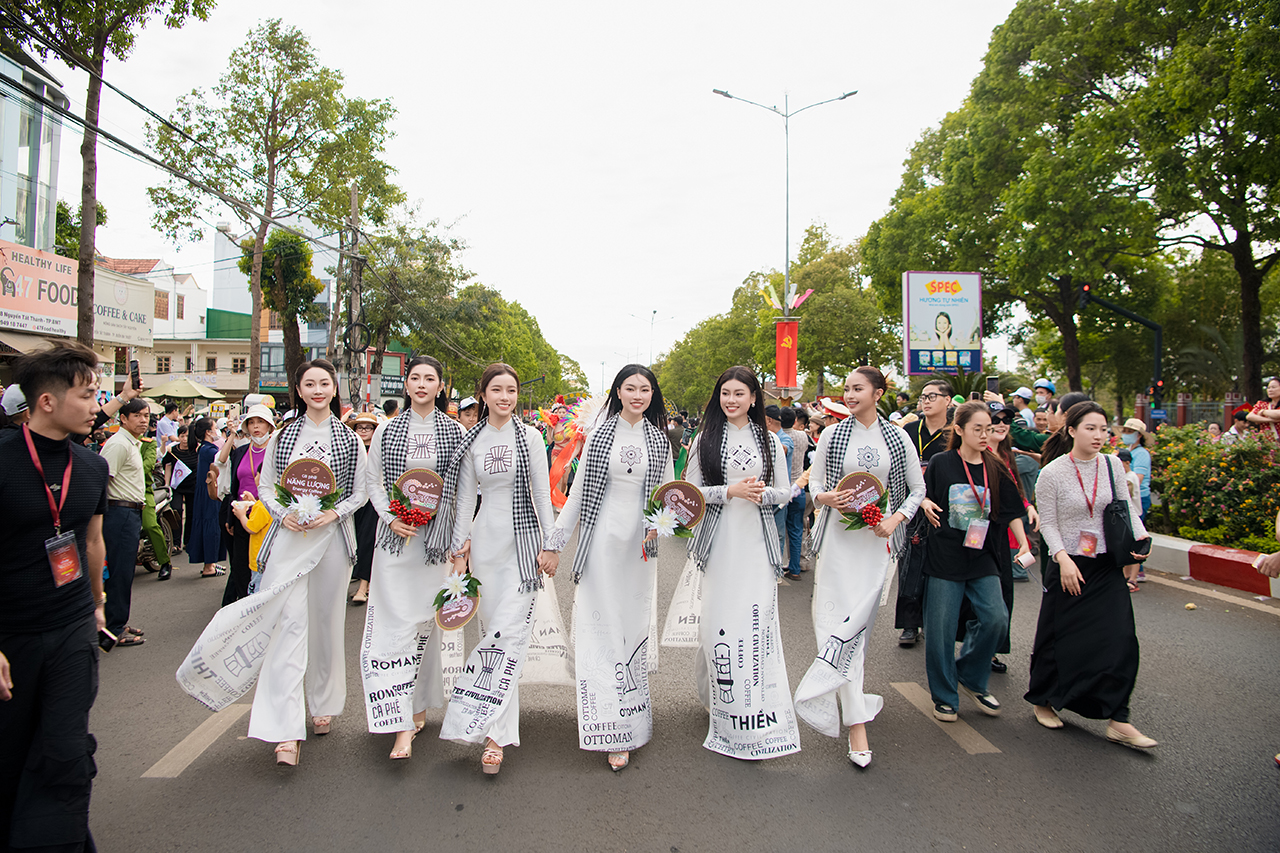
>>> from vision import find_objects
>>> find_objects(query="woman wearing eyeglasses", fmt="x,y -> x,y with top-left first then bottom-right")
917,401 -> 1030,723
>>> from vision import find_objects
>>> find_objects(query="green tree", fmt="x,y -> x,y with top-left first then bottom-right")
1122,0 -> 1280,398
53,199 -> 106,260
862,2 -> 1162,394
3,0 -> 213,343
358,209 -> 467,374
148,19 -> 398,390
237,229 -> 323,384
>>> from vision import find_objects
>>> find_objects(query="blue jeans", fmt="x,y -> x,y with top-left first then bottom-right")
785,491 -> 806,574
104,504 -> 142,636
1140,494 -> 1151,522
923,574 -> 1008,708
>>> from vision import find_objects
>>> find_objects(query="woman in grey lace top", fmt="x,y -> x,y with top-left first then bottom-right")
1024,401 -> 1156,749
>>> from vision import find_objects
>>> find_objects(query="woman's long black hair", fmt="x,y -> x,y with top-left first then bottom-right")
402,355 -> 450,413
190,417 -> 216,447
698,365 -> 772,486
1040,400 -> 1108,467
945,400 -> 1008,512
604,364 -> 666,431
292,359 -> 343,420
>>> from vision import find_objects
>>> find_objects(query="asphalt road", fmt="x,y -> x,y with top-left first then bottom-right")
87,538 -> 1280,853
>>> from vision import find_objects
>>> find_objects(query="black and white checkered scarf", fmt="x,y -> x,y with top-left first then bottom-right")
809,414 -> 910,558
258,414 -> 361,572
688,423 -> 784,576
562,414 -> 671,584
375,409 -> 464,561
440,417 -> 544,594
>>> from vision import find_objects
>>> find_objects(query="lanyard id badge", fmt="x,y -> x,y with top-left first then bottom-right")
46,530 -> 83,587
964,518 -> 990,549
1078,531 -> 1099,557
960,458 -> 990,549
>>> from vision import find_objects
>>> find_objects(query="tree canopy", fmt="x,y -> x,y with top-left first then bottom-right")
862,0 -> 1280,396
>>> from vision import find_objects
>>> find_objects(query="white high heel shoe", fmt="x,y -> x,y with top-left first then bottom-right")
848,748 -> 872,768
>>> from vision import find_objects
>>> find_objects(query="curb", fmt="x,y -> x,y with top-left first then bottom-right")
1149,533 -> 1276,597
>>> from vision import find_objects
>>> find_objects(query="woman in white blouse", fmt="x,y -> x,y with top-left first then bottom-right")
359,355 -> 464,760
684,366 -> 802,761
249,360 -> 369,766
1025,400 -> 1156,748
438,363 -> 555,774
538,365 -> 674,771
797,367 -> 925,767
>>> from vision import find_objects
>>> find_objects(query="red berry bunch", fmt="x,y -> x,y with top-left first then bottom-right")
389,500 -> 432,526
860,504 -> 883,527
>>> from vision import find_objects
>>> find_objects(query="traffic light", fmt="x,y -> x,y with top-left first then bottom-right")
1078,282 -> 1091,312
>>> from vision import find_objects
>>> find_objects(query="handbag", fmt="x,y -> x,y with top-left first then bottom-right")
1101,455 -> 1146,566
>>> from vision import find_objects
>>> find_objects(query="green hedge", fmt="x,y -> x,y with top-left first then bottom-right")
1150,425 -> 1280,553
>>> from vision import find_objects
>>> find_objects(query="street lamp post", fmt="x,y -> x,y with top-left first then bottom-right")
712,87 -> 857,395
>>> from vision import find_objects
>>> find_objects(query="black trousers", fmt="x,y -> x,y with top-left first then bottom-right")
222,523 -> 252,607
0,617 -> 99,852
103,505 -> 141,636
174,490 -> 194,550
351,502 -> 377,583
894,514 -> 929,630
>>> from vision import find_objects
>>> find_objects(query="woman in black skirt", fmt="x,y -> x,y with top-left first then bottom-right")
348,412 -> 380,604
1025,401 -> 1156,747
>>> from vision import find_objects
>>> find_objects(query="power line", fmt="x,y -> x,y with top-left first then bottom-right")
0,74 -> 359,263
0,9 -> 303,211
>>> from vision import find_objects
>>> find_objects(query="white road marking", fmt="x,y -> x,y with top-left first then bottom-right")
142,705 -> 250,778
891,682 -> 1002,755
1143,575 -> 1280,616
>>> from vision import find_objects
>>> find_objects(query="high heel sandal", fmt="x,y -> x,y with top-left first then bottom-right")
608,751 -> 629,772
274,741 -> 299,766
481,742 -> 504,775
390,732 -> 416,761
312,716 -> 332,735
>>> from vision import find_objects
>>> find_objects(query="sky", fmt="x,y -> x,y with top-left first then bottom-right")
50,0 -> 1022,395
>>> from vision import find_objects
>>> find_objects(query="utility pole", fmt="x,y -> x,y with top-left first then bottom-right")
347,182 -> 365,411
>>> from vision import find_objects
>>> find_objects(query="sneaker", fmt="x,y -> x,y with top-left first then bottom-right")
898,627 -> 919,646
961,685 -> 1001,716
933,703 -> 957,722
1135,571 -> 1147,582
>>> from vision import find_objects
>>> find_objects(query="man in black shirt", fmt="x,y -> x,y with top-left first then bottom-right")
0,341 -> 109,851
895,379 -> 953,645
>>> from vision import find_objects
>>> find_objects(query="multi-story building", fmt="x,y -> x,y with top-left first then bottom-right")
0,43 -> 66,253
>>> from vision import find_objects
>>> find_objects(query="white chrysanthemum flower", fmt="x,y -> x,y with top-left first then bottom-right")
646,506 -> 680,538
440,573 -> 470,601
292,494 -> 323,524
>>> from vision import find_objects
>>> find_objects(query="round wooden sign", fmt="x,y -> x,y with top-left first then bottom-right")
436,595 -> 478,631
652,481 -> 706,528
836,472 -> 884,516
395,468 -> 445,514
280,458 -> 337,498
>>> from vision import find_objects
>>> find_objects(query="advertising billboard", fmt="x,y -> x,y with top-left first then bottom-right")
902,271 -> 982,375
0,241 -> 78,337
0,239 -> 153,346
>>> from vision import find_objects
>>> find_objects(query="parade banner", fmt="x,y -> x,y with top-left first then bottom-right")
519,579 -> 573,685
661,553 -> 702,647
175,526 -> 336,711
775,320 -> 798,389
902,271 -> 982,375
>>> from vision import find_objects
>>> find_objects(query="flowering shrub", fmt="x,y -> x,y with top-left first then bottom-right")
1150,425 -> 1280,552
